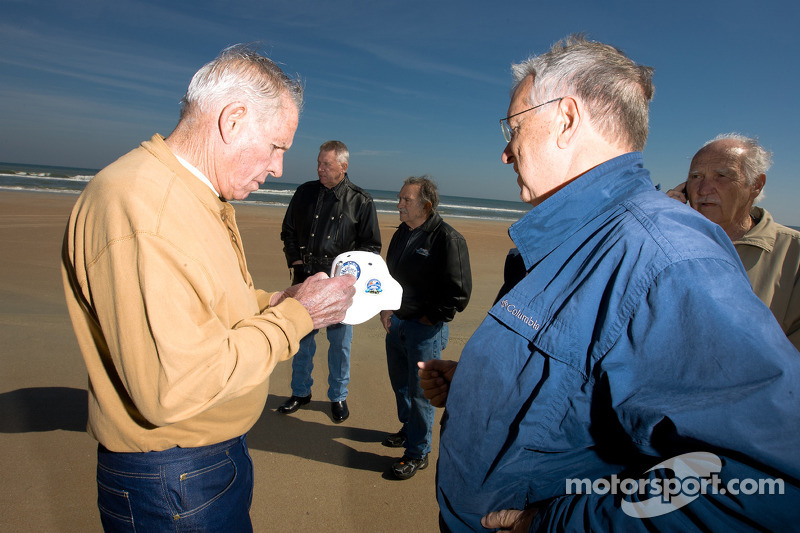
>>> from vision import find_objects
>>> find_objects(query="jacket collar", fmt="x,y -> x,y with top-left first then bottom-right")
401,211 -> 442,233
510,152 -> 651,270
319,173 -> 351,200
733,206 -> 776,252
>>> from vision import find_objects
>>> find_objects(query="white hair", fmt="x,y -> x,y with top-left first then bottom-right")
702,133 -> 772,202
319,140 -> 350,165
511,34 -> 654,151
703,133 -> 773,185
180,43 -> 303,120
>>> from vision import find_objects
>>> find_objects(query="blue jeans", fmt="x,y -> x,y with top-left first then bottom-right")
385,315 -> 448,459
96,435 -> 253,532
290,323 -> 352,402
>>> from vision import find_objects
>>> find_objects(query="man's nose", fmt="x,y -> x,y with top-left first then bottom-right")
501,144 -> 514,164
272,155 -> 284,178
697,176 -> 715,194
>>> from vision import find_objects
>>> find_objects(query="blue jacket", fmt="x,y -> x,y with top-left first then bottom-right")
437,153 -> 800,531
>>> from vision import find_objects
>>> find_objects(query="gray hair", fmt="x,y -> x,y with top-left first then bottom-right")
319,140 -> 350,165
403,175 -> 439,212
180,43 -> 303,120
511,34 -> 654,152
703,133 -> 773,186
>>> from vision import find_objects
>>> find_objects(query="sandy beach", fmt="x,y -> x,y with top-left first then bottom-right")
0,189 -> 515,532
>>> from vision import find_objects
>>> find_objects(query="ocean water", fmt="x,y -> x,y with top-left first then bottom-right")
0,162 -> 530,223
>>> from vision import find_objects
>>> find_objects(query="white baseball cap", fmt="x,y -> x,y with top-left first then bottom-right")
330,251 -> 403,325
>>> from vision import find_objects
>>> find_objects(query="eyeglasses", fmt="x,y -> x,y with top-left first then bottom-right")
500,97 -> 563,143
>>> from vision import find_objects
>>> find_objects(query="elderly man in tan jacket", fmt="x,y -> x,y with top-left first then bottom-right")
668,133 -> 800,349
61,44 -> 355,532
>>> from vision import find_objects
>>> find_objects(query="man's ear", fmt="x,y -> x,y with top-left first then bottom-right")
341,161 -> 349,173
219,102 -> 248,145
555,97 -> 581,149
753,173 -> 766,198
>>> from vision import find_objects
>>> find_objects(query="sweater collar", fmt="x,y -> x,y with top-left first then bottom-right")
141,134 -> 229,213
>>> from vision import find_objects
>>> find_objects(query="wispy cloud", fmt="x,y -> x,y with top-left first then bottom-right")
353,150 -> 403,157
351,41 -> 503,86
0,24 -> 193,99
0,86 -> 172,131
312,73 -> 450,100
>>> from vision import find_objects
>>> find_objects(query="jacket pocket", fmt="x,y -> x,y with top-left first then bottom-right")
487,296 -> 592,453
490,295 -> 588,379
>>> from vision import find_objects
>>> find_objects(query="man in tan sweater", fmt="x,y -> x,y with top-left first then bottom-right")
61,44 -> 355,532
667,134 -> 800,349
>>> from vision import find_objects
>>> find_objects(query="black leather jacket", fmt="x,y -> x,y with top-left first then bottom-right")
386,212 -> 472,324
281,174 -> 381,282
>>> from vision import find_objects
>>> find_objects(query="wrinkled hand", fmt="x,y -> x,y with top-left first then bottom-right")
380,310 -> 393,333
286,272 -> 356,330
481,508 -> 538,532
666,182 -> 687,203
417,359 -> 457,407
269,283 -> 301,306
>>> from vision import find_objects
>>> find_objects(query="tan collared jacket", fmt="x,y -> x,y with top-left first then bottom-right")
734,206 -> 800,350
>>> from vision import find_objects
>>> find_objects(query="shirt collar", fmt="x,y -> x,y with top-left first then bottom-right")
510,152 -> 650,270
174,154 -> 219,197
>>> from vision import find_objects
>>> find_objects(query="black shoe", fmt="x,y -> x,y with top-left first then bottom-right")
391,454 -> 428,480
331,400 -> 349,423
382,430 -> 407,448
277,395 -> 311,414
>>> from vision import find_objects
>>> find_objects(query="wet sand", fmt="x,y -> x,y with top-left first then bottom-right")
0,189 -> 514,532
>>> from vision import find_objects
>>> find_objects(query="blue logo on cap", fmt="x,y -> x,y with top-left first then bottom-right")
365,279 -> 382,294
340,261 -> 361,279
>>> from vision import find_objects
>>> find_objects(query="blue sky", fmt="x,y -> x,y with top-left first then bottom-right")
2,0 -> 799,224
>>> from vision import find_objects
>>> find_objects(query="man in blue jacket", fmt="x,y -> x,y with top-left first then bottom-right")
420,34 -> 799,531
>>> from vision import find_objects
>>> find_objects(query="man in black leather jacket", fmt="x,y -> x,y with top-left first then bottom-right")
278,140 -> 381,422
379,175 -> 471,479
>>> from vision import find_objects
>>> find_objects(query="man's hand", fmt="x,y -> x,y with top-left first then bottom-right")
269,283 -> 300,307
666,181 -> 687,203
417,359 -> 457,407
380,310 -> 393,333
278,272 -> 356,329
481,508 -> 538,532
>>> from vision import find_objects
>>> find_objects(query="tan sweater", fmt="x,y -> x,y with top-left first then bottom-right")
734,207 -> 800,350
61,134 -> 313,452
